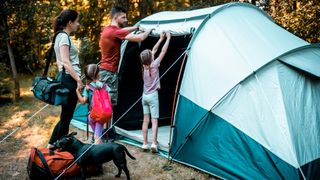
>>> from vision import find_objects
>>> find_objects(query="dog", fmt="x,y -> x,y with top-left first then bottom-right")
53,132 -> 136,180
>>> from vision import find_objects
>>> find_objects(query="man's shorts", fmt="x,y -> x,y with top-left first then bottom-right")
142,91 -> 159,119
99,69 -> 118,106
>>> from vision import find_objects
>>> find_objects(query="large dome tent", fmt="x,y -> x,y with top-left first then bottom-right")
72,2 -> 320,179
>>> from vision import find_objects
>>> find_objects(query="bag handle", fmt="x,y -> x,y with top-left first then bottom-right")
43,31 -> 71,76
34,148 -> 55,179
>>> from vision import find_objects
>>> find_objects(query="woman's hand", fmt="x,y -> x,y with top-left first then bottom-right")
77,79 -> 84,88
76,85 -> 83,93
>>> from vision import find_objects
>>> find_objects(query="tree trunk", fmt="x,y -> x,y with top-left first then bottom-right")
6,40 -> 20,101
141,0 -> 148,18
2,15 -> 20,101
147,0 -> 154,14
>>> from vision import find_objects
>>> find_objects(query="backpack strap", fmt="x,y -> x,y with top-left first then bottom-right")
101,84 -> 107,90
35,148 -> 55,179
43,31 -> 71,76
88,84 -> 95,91
86,84 -> 96,140
86,84 -> 96,111
86,115 -> 89,140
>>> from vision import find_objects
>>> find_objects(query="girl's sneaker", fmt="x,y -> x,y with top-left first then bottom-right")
151,143 -> 158,153
141,143 -> 149,151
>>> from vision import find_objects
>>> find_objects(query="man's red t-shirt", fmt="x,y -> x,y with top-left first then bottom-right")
100,25 -> 130,73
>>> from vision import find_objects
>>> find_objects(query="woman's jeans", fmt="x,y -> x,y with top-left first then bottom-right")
49,74 -> 78,145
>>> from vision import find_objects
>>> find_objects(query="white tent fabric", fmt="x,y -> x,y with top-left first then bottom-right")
179,5 -> 308,111
212,61 -> 298,167
139,5 -> 220,36
141,6 -> 220,22
279,46 -> 320,77
177,3 -> 316,169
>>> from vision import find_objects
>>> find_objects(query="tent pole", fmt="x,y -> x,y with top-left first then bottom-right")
167,52 -> 188,161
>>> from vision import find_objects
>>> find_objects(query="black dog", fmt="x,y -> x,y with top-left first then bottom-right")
53,132 -> 136,180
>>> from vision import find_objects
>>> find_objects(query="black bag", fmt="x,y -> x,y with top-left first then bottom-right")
32,32 -> 71,106
32,76 -> 69,106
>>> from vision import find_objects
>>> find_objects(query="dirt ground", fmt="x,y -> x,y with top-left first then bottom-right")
0,75 -> 217,180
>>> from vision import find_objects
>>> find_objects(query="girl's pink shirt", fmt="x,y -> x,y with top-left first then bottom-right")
143,58 -> 161,94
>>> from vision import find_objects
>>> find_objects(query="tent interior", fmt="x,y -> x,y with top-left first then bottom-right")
113,34 -> 192,151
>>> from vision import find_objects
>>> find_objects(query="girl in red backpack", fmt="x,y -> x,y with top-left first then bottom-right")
76,64 -> 110,144
140,31 -> 171,153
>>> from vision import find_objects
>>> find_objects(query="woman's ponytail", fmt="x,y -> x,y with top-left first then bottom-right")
53,9 -> 78,33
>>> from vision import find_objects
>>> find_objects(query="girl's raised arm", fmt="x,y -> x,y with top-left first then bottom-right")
152,32 -> 165,56
157,32 -> 171,63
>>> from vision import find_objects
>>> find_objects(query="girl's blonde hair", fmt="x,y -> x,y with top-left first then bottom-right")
84,64 -> 99,84
140,49 -> 153,66
140,49 -> 153,76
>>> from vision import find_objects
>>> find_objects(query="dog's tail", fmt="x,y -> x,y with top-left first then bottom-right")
123,146 -> 136,160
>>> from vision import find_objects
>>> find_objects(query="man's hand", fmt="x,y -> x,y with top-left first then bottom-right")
138,26 -> 145,32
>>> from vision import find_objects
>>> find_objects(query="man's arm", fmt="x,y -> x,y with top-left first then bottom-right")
152,32 -> 165,56
122,26 -> 138,33
124,29 -> 152,42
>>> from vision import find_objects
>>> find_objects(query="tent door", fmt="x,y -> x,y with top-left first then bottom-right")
113,35 -> 192,151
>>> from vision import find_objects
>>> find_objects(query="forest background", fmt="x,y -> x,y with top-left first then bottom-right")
0,0 -> 320,100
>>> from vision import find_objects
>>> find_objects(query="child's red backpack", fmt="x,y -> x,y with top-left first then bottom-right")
88,84 -> 112,124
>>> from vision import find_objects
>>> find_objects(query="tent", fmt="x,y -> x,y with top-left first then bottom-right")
72,2 -> 320,179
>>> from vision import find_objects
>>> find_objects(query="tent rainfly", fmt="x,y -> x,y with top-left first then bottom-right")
72,2 -> 320,179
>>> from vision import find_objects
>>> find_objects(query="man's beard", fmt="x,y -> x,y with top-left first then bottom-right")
119,21 -> 128,28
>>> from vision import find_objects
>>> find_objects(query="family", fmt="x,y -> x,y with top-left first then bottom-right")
47,7 -> 171,154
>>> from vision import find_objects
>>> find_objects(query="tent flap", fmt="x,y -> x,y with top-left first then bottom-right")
279,46 -> 320,77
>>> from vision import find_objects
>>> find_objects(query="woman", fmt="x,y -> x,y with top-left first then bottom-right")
47,9 -> 83,148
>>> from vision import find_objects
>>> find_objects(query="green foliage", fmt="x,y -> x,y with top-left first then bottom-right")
0,0 -> 319,75
1,0 -> 59,73
269,0 -> 320,43
76,1 -> 110,66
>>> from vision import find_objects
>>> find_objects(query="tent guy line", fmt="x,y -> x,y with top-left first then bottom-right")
0,104 -> 49,144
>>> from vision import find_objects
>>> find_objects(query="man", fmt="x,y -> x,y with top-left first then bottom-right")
99,6 -> 152,106
99,6 -> 152,141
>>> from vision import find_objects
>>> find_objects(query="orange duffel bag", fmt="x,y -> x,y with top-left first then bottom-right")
27,146 -> 80,179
